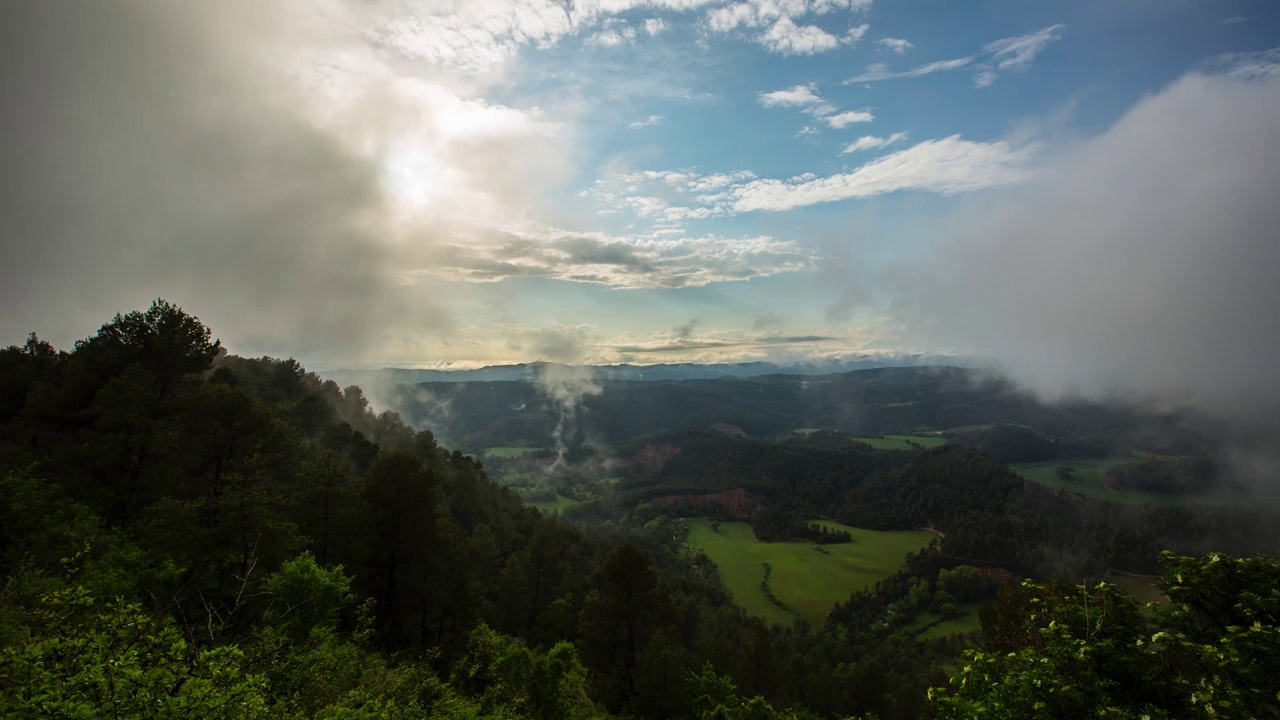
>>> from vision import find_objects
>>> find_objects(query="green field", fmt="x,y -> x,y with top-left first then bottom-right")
899,601 -> 985,640
851,435 -> 947,450
687,519 -> 934,626
792,428 -> 821,435
528,495 -> 582,514
484,446 -> 545,459
1010,457 -> 1226,506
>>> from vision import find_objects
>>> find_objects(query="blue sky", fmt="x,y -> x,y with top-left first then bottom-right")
3,0 -> 1280,397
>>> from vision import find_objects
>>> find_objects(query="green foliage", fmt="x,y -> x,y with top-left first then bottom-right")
933,553 -> 1280,719
0,586 -> 270,719
263,552 -> 353,641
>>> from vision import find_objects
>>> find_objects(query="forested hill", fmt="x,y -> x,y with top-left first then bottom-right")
382,365 -> 1212,456
608,429 -> 1280,575
2,301 -> 1278,719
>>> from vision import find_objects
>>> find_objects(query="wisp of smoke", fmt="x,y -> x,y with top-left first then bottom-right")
534,364 -> 603,470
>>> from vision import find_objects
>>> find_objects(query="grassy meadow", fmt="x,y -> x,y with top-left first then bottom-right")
484,446 -> 545,459
687,519 -> 934,626
898,601 -> 985,640
851,435 -> 948,450
1010,457 -> 1234,506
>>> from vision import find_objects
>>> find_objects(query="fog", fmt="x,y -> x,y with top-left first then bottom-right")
882,70 -> 1280,419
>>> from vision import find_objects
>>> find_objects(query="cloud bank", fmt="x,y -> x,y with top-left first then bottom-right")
878,70 -> 1280,414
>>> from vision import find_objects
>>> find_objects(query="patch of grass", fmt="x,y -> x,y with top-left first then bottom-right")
899,601 -> 985,640
792,428 -> 822,435
687,519 -> 934,626
851,436 -> 945,450
888,434 -> 947,448
527,495 -> 582,514
485,446 -> 545,459
1010,457 -> 1232,506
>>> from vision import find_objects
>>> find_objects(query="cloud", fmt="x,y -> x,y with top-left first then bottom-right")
2,0 -> 799,367
844,23 -> 871,45
629,114 -> 666,128
825,109 -> 875,128
845,57 -> 974,83
370,0 -> 720,73
758,17 -> 841,55
529,325 -> 595,363
876,70 -> 1280,414
673,318 -> 701,338
419,230 -> 816,288
585,26 -> 638,48
758,83 -> 869,127
1205,47 -> 1280,80
732,135 -> 1038,211
983,23 -> 1064,71
971,23 -> 1064,86
644,17 -> 669,36
877,37 -> 913,54
758,83 -> 827,108
0,2 -> 447,364
609,334 -> 838,354
845,24 -> 1064,86
705,0 -> 863,54
841,132 -> 908,153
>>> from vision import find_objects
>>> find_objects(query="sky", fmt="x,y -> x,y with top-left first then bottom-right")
2,0 -> 1279,410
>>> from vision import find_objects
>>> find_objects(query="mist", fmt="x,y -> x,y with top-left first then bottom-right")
882,70 -> 1280,419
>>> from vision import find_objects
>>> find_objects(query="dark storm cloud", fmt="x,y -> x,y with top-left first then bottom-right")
0,2 -> 447,361
881,70 -> 1280,414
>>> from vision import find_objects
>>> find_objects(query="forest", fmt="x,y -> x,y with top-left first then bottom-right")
2,300 -> 1277,719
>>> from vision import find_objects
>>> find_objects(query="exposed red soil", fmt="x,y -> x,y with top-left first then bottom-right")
709,423 -> 748,438
633,443 -> 681,473
650,487 -> 762,519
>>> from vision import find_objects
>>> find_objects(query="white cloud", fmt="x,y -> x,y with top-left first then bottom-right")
983,24 -> 1064,71
825,109 -> 874,128
585,26 -> 638,47
368,0 -> 721,73
1206,46 -> 1280,80
844,23 -> 870,45
644,17 -> 669,36
757,83 -> 825,107
877,37 -> 912,54
423,229 -> 815,289
705,0 -> 865,54
686,170 -> 757,191
880,71 -> 1280,416
628,114 -> 665,128
841,131 -> 907,153
845,23 -> 1064,87
731,135 -> 1038,211
845,57 -> 974,83
758,17 -> 840,55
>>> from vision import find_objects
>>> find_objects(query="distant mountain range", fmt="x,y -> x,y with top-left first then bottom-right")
319,355 -> 981,385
